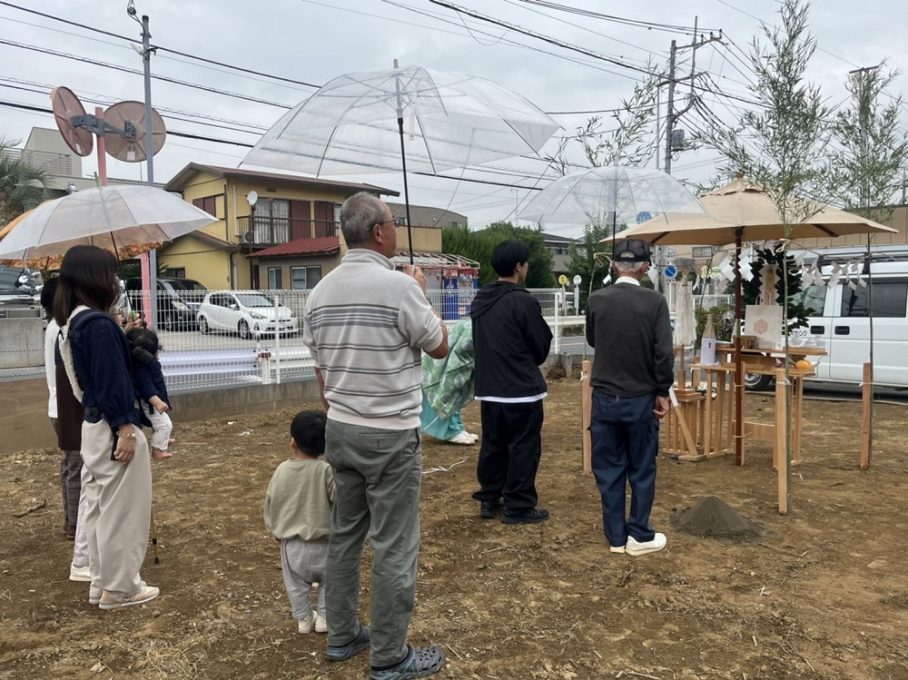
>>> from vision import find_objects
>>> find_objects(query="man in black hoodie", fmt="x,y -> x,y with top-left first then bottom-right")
470,239 -> 553,524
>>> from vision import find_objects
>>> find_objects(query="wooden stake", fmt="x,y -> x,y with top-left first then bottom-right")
581,359 -> 592,474
775,368 -> 789,514
860,362 -> 872,471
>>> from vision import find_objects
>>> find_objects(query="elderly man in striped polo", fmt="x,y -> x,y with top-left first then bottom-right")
302,191 -> 449,680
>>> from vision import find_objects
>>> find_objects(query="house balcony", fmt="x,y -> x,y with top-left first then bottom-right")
237,216 -> 339,247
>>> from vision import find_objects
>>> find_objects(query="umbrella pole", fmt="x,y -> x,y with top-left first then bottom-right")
396,116 -> 414,265
734,227 -> 744,465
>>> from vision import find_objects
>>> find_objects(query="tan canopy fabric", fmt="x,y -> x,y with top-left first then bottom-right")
617,176 -> 897,246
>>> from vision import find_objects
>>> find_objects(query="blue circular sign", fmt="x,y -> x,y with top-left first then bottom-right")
636,211 -> 652,224
664,265 -> 677,279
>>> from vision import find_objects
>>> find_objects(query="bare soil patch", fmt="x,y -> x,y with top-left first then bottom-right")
1,380 -> 907,679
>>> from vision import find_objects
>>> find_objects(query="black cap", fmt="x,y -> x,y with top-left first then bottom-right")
613,239 -> 652,263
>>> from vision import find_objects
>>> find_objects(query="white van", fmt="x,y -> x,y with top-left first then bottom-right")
747,245 -> 908,390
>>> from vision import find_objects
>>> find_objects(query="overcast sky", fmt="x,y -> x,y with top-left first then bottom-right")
2,0 -> 906,237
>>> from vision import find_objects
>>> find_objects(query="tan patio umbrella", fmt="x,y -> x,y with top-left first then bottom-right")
618,175 -> 897,464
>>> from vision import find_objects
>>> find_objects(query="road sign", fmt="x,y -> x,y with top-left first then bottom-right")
572,274 -> 582,285
558,274 -> 569,286
664,247 -> 677,259
664,265 -> 677,279
636,211 -> 652,224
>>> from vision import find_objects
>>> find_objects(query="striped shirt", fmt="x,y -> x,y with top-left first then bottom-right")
302,248 -> 444,430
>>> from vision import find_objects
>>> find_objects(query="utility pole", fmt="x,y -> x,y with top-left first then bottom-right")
128,1 -> 158,327
661,18 -> 722,175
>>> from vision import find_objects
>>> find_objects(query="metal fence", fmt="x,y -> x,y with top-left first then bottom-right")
124,287 -> 585,393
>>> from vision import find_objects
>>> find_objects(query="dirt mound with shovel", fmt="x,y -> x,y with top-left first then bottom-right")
672,495 -> 763,541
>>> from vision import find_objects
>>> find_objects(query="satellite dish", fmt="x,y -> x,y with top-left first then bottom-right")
103,100 -> 166,163
246,191 -> 258,207
243,231 -> 255,243
50,86 -> 93,157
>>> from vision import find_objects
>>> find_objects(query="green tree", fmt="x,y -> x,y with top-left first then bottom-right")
827,63 -> 908,468
0,139 -> 47,224
544,72 -> 660,175
699,0 -> 831,511
566,223 -> 611,308
829,63 -> 908,220
442,222 -> 555,287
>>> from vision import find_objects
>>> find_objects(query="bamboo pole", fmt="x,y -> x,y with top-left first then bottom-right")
860,361 -> 872,470
734,228 -> 745,465
775,367 -> 789,514
581,359 -> 592,474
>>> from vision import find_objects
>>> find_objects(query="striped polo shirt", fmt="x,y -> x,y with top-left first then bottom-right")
302,248 -> 445,430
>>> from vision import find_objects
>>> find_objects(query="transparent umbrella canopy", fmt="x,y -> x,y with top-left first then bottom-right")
0,185 -> 216,267
519,166 -> 708,238
243,64 -> 560,260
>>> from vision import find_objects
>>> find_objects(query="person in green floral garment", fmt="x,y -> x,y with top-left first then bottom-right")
420,319 -> 477,445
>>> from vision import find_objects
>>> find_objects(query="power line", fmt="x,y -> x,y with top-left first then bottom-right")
427,0 -> 659,77
502,0 -> 666,62
519,1 -> 722,35
0,99 -> 551,192
0,0 -> 321,87
0,79 -> 269,134
0,38 -> 295,109
381,0 -> 642,82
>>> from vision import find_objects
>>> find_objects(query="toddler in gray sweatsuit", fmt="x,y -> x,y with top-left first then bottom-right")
264,410 -> 335,634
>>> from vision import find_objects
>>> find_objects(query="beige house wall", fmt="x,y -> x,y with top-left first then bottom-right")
158,236 -> 232,290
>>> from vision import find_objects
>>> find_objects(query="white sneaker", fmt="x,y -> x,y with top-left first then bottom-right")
315,612 -> 327,633
448,431 -> 476,445
98,584 -> 160,610
298,612 -> 315,634
609,544 -> 626,554
89,585 -> 101,605
626,533 -> 667,556
69,563 -> 91,582
463,431 -> 480,443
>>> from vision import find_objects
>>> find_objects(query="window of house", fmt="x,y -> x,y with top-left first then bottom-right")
192,195 -> 218,217
163,267 -> 186,279
840,280 -> 908,318
291,266 -> 322,290
254,198 -> 290,243
267,267 -> 283,289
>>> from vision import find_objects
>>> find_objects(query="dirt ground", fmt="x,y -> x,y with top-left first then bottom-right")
1,378 -> 907,680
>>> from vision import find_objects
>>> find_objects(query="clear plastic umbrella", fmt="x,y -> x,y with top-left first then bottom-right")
519,166 -> 707,237
0,185 -> 216,267
242,64 -> 560,260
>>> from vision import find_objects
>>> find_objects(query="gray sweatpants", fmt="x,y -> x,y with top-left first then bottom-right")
325,420 -> 422,668
81,420 -> 152,596
281,538 -> 328,621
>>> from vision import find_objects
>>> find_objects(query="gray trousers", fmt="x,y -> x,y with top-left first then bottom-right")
51,418 -> 82,527
325,420 -> 422,668
281,537 -> 328,620
81,420 -> 152,596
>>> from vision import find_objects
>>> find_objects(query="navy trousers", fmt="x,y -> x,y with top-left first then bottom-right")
590,390 -> 659,547
472,400 -> 543,513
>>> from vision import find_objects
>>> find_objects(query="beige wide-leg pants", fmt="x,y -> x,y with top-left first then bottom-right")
80,420 -> 152,596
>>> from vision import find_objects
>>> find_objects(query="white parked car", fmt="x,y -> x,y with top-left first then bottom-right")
196,291 -> 298,339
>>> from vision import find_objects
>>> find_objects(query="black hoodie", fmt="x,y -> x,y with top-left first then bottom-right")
470,281 -> 553,399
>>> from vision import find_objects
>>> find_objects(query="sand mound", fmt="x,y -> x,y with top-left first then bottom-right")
672,496 -> 762,541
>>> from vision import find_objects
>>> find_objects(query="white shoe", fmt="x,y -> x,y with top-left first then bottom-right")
626,533 -> 667,556
609,544 -> 626,554
298,612 -> 315,634
69,563 -> 91,582
315,612 -> 327,633
463,431 -> 480,443
98,583 -> 160,610
448,431 -> 476,445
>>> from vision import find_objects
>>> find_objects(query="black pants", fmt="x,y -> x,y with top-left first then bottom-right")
472,400 -> 544,512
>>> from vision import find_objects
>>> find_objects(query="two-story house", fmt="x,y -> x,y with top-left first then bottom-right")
160,163 -> 400,290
